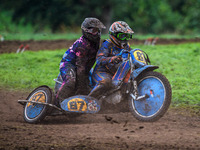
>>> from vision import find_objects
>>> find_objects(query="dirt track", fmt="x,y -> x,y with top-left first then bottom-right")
0,39 -> 200,149
0,89 -> 199,150
1,38 -> 200,54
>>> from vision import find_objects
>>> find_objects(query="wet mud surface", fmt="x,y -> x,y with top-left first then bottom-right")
0,89 -> 199,150
1,38 -> 200,54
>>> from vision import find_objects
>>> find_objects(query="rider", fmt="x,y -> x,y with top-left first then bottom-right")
56,17 -> 106,104
89,21 -> 134,98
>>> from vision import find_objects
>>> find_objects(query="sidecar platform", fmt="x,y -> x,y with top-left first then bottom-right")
18,99 -> 62,111
60,95 -> 101,114
18,95 -> 101,114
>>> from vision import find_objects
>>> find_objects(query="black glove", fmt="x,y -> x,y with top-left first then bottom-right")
111,56 -> 122,64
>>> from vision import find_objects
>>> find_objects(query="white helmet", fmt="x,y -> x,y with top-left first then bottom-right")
109,21 -> 134,48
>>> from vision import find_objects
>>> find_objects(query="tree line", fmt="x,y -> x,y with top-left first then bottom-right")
0,0 -> 200,34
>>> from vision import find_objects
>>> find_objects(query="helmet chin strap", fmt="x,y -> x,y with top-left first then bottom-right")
120,41 -> 128,49
82,29 -> 101,42
109,35 -> 129,49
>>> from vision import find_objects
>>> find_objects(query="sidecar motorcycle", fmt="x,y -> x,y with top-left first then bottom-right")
18,48 -> 171,123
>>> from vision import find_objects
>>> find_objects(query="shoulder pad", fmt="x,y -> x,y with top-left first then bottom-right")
105,39 -> 112,43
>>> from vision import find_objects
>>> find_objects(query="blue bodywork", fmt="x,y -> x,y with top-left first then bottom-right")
60,95 -> 101,114
129,48 -> 158,79
89,48 -> 159,87
131,65 -> 158,79
112,61 -> 130,87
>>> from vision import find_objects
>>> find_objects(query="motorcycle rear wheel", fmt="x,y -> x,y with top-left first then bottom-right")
23,86 -> 52,124
129,71 -> 171,122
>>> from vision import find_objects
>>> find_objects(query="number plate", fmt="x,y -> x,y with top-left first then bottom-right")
27,92 -> 46,107
68,98 -> 87,111
60,95 -> 101,113
133,50 -> 146,64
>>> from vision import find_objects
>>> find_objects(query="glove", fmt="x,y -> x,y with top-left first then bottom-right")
110,56 -> 122,64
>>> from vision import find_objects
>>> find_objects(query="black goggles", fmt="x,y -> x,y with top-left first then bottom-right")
87,27 -> 101,35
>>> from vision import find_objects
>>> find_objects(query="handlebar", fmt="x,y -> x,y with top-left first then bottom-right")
116,49 -> 130,56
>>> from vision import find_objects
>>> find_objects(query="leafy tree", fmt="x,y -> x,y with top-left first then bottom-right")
178,0 -> 200,33
0,0 -> 200,34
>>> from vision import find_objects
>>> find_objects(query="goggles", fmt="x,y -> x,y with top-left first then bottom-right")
87,27 -> 101,35
116,32 -> 132,40
110,32 -> 133,40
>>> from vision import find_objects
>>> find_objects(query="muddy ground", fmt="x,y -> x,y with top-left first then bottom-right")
0,39 -> 200,150
0,89 -> 199,150
0,38 -> 200,54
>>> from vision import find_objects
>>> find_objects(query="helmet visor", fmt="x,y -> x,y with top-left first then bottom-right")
116,33 -> 132,41
88,27 -> 101,35
83,27 -> 101,35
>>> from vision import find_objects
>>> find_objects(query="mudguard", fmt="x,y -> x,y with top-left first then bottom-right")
131,65 -> 159,79
60,95 -> 101,114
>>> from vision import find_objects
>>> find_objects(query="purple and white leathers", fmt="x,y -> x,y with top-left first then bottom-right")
56,18 -> 106,104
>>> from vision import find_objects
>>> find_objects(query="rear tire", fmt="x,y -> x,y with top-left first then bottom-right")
23,86 -> 52,124
129,71 -> 171,122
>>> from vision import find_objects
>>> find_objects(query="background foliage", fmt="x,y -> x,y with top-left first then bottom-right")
0,0 -> 200,34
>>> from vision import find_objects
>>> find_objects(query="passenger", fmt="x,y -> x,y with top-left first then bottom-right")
56,17 -> 106,104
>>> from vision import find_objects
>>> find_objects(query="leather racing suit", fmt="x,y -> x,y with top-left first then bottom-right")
56,35 -> 99,101
89,39 -> 131,98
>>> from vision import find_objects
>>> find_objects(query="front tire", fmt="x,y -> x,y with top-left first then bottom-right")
129,71 -> 171,122
23,86 -> 52,124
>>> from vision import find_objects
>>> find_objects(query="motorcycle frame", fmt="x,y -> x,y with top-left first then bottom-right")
100,49 -> 159,101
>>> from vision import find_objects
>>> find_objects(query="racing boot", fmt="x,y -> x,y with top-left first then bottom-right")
88,78 -> 112,98
56,77 -> 76,105
51,81 -> 75,116
88,84 -> 105,98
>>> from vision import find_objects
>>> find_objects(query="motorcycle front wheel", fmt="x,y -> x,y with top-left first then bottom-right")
129,71 -> 171,122
23,86 -> 53,124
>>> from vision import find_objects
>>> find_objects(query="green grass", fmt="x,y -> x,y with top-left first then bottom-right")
0,50 -> 65,90
1,32 -> 200,41
134,33 -> 200,40
0,43 -> 200,107
136,43 -> 200,107
1,32 -> 82,41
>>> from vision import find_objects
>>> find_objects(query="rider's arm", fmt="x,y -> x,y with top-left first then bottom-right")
59,49 -> 76,80
96,41 -> 116,66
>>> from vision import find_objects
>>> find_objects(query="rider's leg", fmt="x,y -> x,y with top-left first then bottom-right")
56,77 -> 75,102
88,71 -> 112,98
56,66 -> 76,106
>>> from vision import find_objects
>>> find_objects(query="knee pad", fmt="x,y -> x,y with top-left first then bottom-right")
99,77 -> 112,89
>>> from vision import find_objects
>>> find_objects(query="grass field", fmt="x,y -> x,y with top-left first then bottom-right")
1,32 -> 200,41
0,43 -> 200,107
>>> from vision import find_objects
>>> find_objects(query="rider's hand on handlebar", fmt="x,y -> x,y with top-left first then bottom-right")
111,56 -> 122,64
